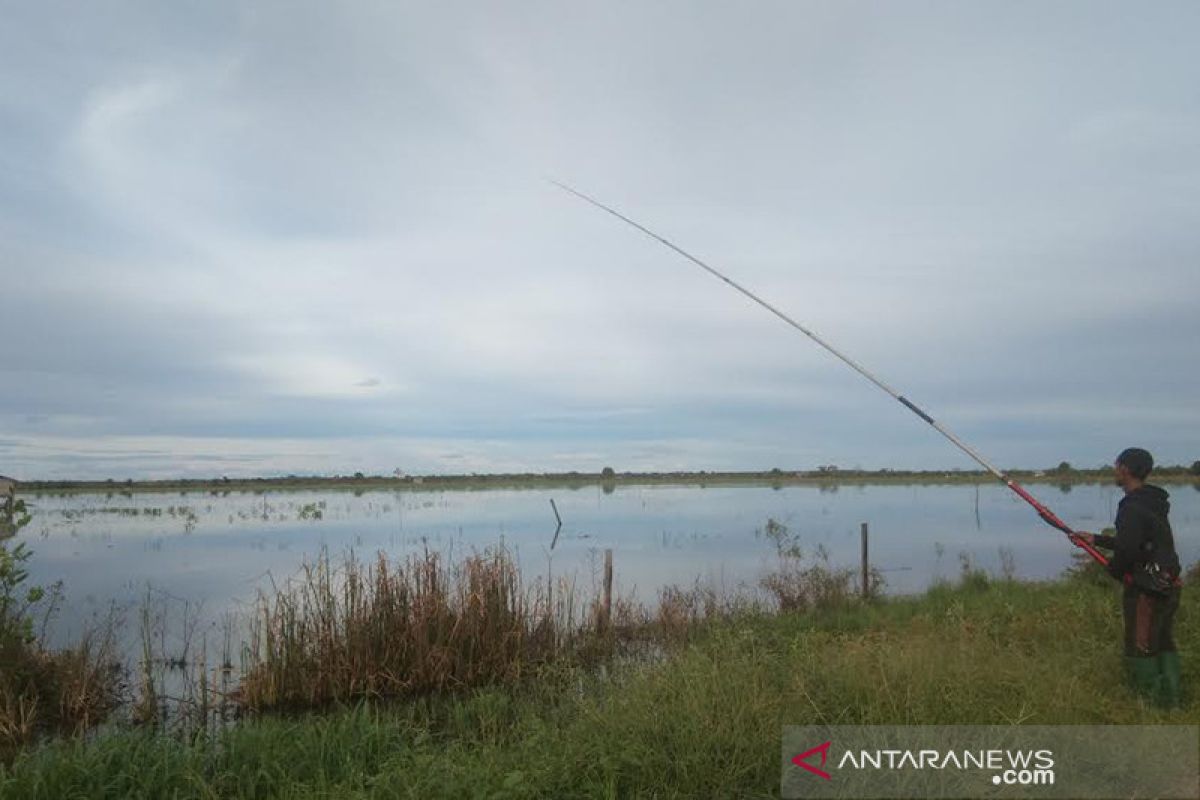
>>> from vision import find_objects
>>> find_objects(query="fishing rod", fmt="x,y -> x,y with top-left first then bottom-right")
552,180 -> 1107,567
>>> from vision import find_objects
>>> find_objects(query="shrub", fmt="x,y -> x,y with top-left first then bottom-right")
0,542 -> 120,761
757,519 -> 879,611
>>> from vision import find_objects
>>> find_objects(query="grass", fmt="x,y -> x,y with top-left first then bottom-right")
236,520 -> 883,714
0,539 -> 121,763
2,569 -> 1197,798
238,541 -> 782,713
239,546 -> 592,711
0,628 -> 121,763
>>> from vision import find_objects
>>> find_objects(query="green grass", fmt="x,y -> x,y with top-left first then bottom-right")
3,575 -> 1196,799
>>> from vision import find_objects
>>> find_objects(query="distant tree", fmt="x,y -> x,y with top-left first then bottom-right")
1054,461 -> 1073,474
601,466 -> 615,479
353,471 -> 365,480
1191,461 -> 1200,477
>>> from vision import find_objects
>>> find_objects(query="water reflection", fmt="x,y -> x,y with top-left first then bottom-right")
10,481 -> 1198,653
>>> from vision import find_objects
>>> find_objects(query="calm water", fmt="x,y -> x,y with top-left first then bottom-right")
13,481 -> 1200,649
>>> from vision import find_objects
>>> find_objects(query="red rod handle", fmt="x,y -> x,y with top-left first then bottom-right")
1007,481 -> 1109,566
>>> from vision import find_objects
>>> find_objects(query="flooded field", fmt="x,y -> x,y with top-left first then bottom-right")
13,480 -> 1199,653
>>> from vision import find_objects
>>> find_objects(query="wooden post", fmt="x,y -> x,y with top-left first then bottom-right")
603,548 -> 613,626
550,499 -> 563,550
860,522 -> 869,600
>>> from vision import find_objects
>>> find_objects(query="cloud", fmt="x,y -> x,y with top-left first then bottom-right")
1,1 -> 1197,478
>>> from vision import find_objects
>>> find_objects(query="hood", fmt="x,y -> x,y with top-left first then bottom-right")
1122,484 -> 1171,518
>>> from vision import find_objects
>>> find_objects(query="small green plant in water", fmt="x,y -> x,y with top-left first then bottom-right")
758,519 -> 883,611
298,502 -> 324,520
0,542 -> 50,648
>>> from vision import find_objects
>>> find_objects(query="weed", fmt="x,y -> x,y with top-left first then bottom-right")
0,543 -> 120,761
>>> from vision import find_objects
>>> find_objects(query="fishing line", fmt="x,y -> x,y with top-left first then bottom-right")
552,180 -> 1106,566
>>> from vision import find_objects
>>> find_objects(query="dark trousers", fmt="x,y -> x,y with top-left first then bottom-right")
1123,585 -> 1181,657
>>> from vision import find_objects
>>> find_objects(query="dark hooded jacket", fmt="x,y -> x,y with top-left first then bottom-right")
1094,485 -> 1180,584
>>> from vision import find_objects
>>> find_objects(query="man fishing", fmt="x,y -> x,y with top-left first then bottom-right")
555,184 -> 1176,705
1077,448 -> 1183,708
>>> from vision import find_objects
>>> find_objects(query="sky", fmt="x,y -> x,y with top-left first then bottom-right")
1,1 -> 1198,479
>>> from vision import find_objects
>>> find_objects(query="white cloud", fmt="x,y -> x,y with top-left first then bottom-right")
2,1 -> 1197,477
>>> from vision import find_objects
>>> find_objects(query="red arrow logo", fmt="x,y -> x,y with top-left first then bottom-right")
792,740 -> 832,780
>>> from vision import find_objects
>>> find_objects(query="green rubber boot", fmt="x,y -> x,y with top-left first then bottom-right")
1126,656 -> 1164,705
1158,651 -> 1183,709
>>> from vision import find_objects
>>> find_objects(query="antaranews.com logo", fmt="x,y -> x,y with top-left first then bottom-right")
792,739 -> 1055,787
780,725 -> 1198,799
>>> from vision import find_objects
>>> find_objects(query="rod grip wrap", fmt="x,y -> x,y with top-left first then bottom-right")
897,396 -> 935,425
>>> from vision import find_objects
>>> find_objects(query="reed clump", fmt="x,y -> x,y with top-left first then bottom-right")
238,524 -> 891,712
0,543 -> 121,762
239,547 -> 599,711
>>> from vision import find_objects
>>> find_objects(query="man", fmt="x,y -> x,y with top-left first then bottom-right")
1078,448 -> 1182,708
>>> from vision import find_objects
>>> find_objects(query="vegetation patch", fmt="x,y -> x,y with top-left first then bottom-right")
0,541 -> 121,763
2,568 -> 1196,798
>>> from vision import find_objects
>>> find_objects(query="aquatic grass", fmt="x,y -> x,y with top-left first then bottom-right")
238,522 -> 896,712
0,617 -> 122,763
238,547 -> 604,711
0,542 -> 122,762
4,572 -> 1195,798
757,518 -> 884,611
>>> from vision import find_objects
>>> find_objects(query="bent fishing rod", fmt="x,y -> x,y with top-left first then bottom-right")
552,181 -> 1107,567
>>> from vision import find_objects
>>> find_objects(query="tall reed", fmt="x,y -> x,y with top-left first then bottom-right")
239,547 -> 599,711
0,541 -> 121,761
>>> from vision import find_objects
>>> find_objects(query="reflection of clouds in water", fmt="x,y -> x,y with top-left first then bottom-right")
13,482 -> 1200,655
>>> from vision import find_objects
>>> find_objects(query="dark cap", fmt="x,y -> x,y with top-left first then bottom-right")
1116,447 -> 1154,480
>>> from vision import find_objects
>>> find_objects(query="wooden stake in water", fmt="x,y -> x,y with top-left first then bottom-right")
550,499 -> 563,550
860,522 -> 870,600
603,548 -> 613,627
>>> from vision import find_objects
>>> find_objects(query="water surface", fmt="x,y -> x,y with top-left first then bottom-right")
15,481 -> 1199,651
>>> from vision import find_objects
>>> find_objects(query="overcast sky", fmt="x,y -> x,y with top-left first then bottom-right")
1,1 -> 1197,479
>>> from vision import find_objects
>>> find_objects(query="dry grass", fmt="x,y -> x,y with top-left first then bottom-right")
239,547 -> 601,711
0,625 -> 121,762
0,541 -> 122,762
237,530 -> 891,713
